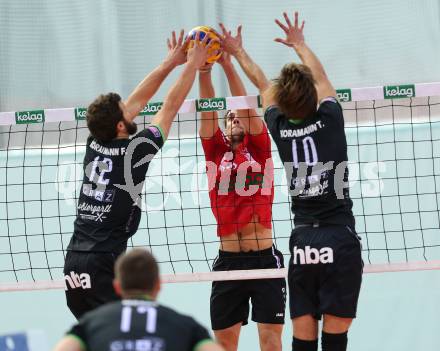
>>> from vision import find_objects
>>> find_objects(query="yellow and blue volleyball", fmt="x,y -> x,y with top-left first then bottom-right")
186,26 -> 222,64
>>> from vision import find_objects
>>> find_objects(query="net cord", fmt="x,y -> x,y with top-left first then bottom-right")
1,260 -> 440,292
1,82 -> 440,125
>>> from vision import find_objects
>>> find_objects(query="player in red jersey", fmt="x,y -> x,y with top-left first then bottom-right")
198,51 -> 286,351
219,12 -> 363,351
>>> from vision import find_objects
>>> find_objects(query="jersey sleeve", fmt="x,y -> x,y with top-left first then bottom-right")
129,125 -> 165,180
318,97 -> 344,126
200,128 -> 228,162
188,318 -> 214,351
132,125 -> 165,153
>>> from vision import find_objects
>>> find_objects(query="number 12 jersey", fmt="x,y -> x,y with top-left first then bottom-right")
67,126 -> 164,254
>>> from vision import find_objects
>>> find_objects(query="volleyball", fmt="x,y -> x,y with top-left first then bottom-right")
187,26 -> 222,64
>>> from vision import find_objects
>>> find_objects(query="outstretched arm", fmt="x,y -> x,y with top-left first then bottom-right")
151,33 -> 212,139
198,67 -> 219,138
124,30 -> 188,121
274,11 -> 336,101
219,53 -> 263,135
219,23 -> 274,110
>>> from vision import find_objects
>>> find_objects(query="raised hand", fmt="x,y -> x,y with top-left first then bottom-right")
165,29 -> 188,66
218,23 -> 243,56
187,31 -> 213,70
274,11 -> 305,48
217,51 -> 232,68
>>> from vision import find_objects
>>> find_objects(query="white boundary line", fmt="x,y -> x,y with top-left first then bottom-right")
1,260 -> 439,292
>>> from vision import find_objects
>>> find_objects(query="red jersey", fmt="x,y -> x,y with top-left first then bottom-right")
201,125 -> 274,236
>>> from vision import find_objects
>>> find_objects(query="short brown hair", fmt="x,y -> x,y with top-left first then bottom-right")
272,63 -> 317,120
114,249 -> 159,293
87,92 -> 123,142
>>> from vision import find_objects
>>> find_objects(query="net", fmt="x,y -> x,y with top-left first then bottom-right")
1,82 -> 440,292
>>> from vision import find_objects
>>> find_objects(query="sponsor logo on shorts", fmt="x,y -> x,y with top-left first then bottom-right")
140,102 -> 163,115
64,271 -> 91,290
384,84 -> 415,99
292,246 -> 334,264
75,108 -> 87,120
336,89 -> 352,102
15,110 -> 45,124
196,97 -> 226,112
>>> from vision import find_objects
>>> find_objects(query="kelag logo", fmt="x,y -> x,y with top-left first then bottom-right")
336,89 -> 352,102
15,110 -> 45,124
384,84 -> 415,99
140,102 -> 163,115
196,97 -> 226,112
75,108 -> 87,120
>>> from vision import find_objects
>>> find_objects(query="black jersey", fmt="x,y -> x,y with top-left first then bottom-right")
67,126 -> 164,253
264,98 -> 355,228
67,298 -> 213,351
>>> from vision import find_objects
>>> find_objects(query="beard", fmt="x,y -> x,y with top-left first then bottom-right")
230,130 -> 245,143
123,119 -> 138,135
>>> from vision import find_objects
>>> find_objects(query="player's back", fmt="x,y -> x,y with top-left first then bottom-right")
69,299 -> 211,351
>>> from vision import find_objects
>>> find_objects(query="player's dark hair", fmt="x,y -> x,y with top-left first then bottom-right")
272,63 -> 318,120
115,249 -> 159,293
87,92 -> 124,142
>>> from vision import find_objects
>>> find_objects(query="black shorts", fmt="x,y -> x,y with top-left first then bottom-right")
288,224 -> 363,320
63,251 -> 121,319
210,246 -> 286,330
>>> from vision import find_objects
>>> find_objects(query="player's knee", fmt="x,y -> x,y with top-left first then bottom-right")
323,314 -> 352,333
215,336 -> 239,351
214,327 -> 240,351
258,327 -> 282,351
292,315 -> 318,340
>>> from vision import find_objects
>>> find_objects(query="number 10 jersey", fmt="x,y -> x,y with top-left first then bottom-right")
264,98 -> 355,228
